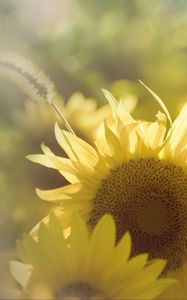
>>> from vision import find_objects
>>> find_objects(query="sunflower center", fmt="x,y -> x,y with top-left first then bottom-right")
89,158 -> 187,271
56,281 -> 106,299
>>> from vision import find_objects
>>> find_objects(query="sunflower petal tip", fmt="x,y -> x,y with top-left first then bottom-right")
54,121 -> 59,130
40,142 -> 47,152
159,258 -> 167,270
125,231 -> 131,242
100,214 -> 115,229
26,154 -> 37,162
101,88 -> 106,93
35,188 -> 42,197
26,154 -> 31,160
54,121 -> 62,137
103,213 -> 112,219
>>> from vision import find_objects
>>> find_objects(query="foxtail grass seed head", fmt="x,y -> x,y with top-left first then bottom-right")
0,52 -> 55,103
0,52 -> 75,135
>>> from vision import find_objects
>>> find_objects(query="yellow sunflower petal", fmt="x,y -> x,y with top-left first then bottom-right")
10,261 -> 32,288
27,142 -> 79,183
133,278 -> 177,299
166,103 -> 187,158
102,89 -> 118,117
27,154 -> 54,168
68,214 -> 89,281
145,111 -> 167,150
87,215 -> 115,280
139,80 -> 172,131
30,207 -> 72,240
160,260 -> 187,299
108,253 -> 148,289
37,222 -> 64,286
104,122 -> 122,162
101,232 -> 131,278
119,122 -> 138,158
36,183 -> 82,202
55,122 -> 98,167
118,259 -> 167,297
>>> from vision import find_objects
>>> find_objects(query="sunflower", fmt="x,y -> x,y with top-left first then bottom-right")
28,84 -> 187,298
10,213 -> 175,299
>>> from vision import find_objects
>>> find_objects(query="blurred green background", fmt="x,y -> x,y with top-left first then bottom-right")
0,0 -> 187,293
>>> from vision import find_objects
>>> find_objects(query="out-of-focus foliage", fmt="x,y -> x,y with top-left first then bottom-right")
35,0 -> 187,119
